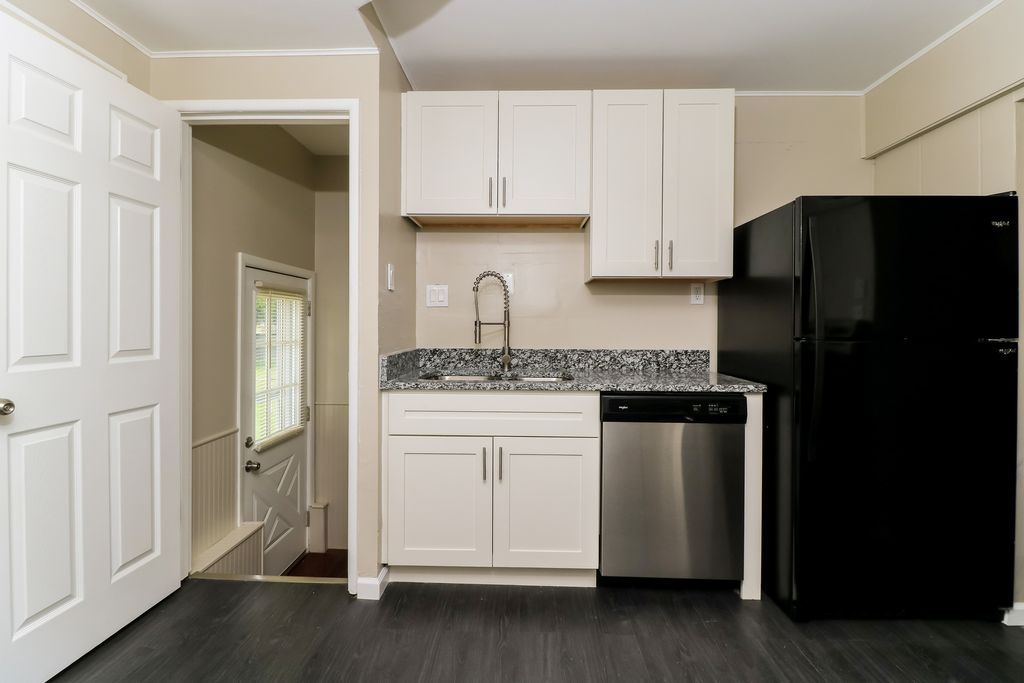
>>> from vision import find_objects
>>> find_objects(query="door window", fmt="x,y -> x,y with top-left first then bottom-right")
253,286 -> 306,448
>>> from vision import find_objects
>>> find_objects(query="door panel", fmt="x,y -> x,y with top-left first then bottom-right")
498,91 -> 591,215
492,437 -> 598,569
388,436 -> 493,567
0,12 -> 181,680
589,90 -> 663,278
798,196 -> 1018,341
795,340 -> 1017,616
404,91 -> 498,214
662,89 -> 734,278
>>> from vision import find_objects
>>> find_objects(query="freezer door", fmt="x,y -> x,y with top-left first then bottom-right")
793,340 -> 1017,618
796,196 -> 1018,341
601,421 -> 744,580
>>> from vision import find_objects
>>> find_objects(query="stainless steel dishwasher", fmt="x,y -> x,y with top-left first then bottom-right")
600,393 -> 746,580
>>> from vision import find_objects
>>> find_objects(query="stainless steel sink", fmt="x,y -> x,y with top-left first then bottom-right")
418,372 -> 573,383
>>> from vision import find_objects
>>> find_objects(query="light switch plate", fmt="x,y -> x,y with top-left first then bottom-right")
386,263 -> 395,291
690,283 -> 705,305
502,272 -> 515,295
426,284 -> 448,307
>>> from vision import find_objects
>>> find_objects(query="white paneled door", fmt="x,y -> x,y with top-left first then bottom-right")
0,12 -> 182,681
240,267 -> 310,576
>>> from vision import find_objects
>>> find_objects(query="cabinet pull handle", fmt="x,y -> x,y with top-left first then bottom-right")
669,240 -> 674,271
502,177 -> 507,208
488,177 -> 493,208
482,446 -> 487,481
499,446 -> 503,481
654,240 -> 660,271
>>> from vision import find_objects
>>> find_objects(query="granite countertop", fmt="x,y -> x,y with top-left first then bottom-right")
379,348 -> 766,394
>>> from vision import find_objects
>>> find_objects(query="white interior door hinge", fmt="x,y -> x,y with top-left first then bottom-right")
306,300 -> 312,317
305,510 -> 310,527
302,405 -> 311,423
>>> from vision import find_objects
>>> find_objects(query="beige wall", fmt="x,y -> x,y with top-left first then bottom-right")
191,126 -> 316,441
864,0 -> 1024,156
6,0 -> 150,89
417,96 -> 874,355
875,87 -> 1021,195
314,156 -> 350,549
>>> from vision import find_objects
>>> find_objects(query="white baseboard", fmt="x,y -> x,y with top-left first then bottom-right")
1004,603 -> 1024,626
356,566 -> 390,600
388,566 -> 597,588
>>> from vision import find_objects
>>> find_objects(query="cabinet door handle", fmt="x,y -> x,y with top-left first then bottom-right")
499,446 -> 503,481
668,240 -> 674,271
488,177 -> 493,208
502,177 -> 507,208
654,240 -> 660,271
482,446 -> 487,481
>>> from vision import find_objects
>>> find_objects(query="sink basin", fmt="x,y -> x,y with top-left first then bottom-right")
418,371 -> 573,383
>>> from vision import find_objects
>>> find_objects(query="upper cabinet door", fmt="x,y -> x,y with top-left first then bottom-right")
404,91 -> 498,214
498,91 -> 591,215
662,89 -> 735,278
589,90 -> 664,278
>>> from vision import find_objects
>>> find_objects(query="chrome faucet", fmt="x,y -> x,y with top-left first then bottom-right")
473,271 -> 512,372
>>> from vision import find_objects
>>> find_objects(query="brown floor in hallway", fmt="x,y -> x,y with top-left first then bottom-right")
285,549 -> 347,579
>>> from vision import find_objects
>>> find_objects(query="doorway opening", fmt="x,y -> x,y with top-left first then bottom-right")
179,110 -> 355,586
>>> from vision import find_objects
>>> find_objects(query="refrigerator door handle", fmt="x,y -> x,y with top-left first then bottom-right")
807,218 -> 823,339
808,343 -> 824,463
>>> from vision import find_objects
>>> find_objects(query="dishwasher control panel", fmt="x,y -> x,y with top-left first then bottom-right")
601,393 -> 747,424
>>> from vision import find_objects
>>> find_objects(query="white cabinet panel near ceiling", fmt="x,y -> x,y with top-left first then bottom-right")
498,91 -> 591,215
662,89 -> 734,279
403,91 -> 498,215
588,90 -> 663,278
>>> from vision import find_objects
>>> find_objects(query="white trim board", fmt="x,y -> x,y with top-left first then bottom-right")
67,0 -> 378,59
1005,604 -> 1024,626
171,98 -> 361,595
357,566 -> 390,600
388,567 -> 597,588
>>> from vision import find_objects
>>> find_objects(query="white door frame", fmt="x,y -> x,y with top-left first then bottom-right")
169,99 -> 360,593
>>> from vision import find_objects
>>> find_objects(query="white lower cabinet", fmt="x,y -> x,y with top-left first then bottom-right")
387,436 -> 493,567
492,437 -> 599,569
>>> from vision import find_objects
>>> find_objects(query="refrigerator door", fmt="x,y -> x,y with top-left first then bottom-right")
796,196 -> 1018,341
792,339 -> 1017,619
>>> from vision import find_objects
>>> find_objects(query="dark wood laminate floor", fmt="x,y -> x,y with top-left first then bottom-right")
54,579 -> 1024,682
285,549 -> 348,578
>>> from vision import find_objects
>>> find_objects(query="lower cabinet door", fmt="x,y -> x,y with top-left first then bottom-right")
492,437 -> 600,568
388,436 -> 493,567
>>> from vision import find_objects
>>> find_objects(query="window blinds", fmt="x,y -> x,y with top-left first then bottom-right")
253,285 -> 306,449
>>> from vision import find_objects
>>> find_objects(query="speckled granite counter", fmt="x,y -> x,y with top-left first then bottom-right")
379,348 -> 766,393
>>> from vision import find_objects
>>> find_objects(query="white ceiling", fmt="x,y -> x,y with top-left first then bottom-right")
281,124 -> 350,156
372,0 -> 998,92
74,0 -> 376,53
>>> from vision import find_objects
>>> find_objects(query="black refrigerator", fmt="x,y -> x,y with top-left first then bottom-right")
719,196 -> 1019,620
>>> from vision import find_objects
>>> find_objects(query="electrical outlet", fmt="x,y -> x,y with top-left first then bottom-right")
501,272 -> 515,295
690,283 -> 705,305
386,263 -> 395,291
426,284 -> 448,307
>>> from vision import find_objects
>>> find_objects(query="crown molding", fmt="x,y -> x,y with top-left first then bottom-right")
736,91 -> 863,97
68,0 -> 379,60
862,0 -> 1004,94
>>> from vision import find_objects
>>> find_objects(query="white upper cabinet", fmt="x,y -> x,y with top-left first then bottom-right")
403,90 -> 591,219
662,89 -> 735,279
497,91 -> 591,215
588,90 -> 664,278
403,91 -> 498,215
587,88 -> 735,280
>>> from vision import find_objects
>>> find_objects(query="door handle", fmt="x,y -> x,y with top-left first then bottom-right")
244,460 -> 261,473
482,446 -> 487,481
654,240 -> 660,271
502,177 -> 507,208
0,398 -> 14,415
244,435 -> 255,449
499,446 -> 503,481
488,177 -> 493,207
668,240 -> 674,271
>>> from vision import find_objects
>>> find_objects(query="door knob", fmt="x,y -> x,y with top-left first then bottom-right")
244,460 -> 261,473
244,436 -> 254,448
0,399 -> 14,415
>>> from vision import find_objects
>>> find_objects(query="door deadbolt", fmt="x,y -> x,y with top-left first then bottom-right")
244,436 -> 255,448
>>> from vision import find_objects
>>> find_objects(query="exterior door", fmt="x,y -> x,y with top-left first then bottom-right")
387,436 -> 492,567
662,89 -> 734,278
240,267 -> 310,575
589,90 -> 664,277
403,91 -> 498,215
0,11 -> 182,681
492,437 -> 599,568
498,91 -> 591,215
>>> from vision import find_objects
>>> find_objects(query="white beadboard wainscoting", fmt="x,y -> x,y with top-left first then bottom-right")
200,523 -> 265,575
191,429 -> 242,570
315,403 -> 349,550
